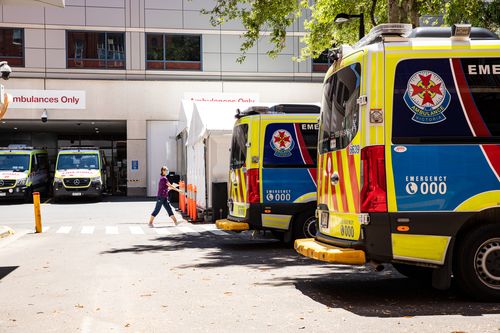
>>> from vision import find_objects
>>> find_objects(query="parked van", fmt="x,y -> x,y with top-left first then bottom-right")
216,104 -> 320,241
53,147 -> 107,200
294,24 -> 500,300
0,145 -> 49,201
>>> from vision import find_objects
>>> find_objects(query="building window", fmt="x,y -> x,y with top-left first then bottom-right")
146,34 -> 201,70
0,28 -> 24,67
67,31 -> 125,69
312,51 -> 332,73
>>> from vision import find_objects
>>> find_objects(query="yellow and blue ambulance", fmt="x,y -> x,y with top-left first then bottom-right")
216,104 -> 320,241
53,147 -> 107,201
0,145 -> 49,201
294,24 -> 500,300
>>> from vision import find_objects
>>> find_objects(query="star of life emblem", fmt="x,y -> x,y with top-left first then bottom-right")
404,70 -> 451,124
270,129 -> 295,157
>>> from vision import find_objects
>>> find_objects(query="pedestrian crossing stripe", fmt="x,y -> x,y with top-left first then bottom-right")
44,224 -> 230,236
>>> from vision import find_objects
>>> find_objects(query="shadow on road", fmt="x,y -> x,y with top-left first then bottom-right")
101,232 -> 500,318
288,272 -> 500,317
0,266 -> 18,280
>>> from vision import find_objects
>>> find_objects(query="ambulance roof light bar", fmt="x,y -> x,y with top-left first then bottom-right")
236,104 -> 320,118
353,23 -> 413,49
60,146 -> 99,151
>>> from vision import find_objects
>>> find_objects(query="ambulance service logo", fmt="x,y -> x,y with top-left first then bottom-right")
270,129 -> 295,157
404,70 -> 451,124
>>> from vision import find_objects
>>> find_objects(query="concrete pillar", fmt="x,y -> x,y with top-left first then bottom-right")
127,119 -> 147,196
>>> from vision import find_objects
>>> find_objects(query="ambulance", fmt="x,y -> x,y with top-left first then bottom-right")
294,24 -> 500,300
216,104 -> 320,241
53,147 -> 107,201
0,146 -> 49,201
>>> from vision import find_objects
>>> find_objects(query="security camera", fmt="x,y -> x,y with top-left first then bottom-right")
41,110 -> 48,123
0,61 -> 12,80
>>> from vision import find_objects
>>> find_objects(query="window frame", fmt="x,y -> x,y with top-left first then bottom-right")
66,30 -> 126,70
312,50 -> 333,73
145,33 -> 202,71
318,63 -> 362,153
0,28 -> 25,67
230,124 -> 248,170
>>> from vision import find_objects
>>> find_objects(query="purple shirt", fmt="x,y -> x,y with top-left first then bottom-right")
157,176 -> 170,198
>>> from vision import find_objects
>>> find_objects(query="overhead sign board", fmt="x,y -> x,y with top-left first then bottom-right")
9,89 -> 86,109
183,92 -> 259,104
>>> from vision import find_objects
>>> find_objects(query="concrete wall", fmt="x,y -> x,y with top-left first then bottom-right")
0,0 -> 323,82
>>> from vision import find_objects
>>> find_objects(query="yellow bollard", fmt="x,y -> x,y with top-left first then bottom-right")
33,192 -> 42,233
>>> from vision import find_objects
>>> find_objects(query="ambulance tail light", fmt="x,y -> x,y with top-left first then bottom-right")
247,168 -> 260,204
360,145 -> 387,213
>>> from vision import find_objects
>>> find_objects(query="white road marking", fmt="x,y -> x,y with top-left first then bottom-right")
196,224 -> 229,236
56,226 -> 72,234
42,226 -> 50,232
178,226 -> 201,236
154,228 -> 171,235
129,226 -> 144,235
105,226 -> 118,235
81,226 -> 95,234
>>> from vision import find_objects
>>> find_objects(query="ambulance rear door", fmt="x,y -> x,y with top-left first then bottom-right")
317,50 -> 366,244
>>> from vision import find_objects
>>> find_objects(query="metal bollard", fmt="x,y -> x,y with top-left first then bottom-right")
33,192 -> 42,233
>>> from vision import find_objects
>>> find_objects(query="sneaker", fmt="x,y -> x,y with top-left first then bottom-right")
148,223 -> 154,228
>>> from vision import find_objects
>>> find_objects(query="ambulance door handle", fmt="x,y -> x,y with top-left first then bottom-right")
331,172 -> 339,186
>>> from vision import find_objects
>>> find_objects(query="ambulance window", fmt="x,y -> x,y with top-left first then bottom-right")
230,124 -> 248,169
319,63 -> 361,152
31,154 -> 39,172
392,58 -> 500,143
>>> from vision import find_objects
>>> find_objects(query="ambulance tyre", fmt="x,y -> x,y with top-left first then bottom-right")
293,211 -> 317,240
454,223 -> 500,301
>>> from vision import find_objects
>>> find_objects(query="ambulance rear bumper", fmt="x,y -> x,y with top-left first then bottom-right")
294,238 -> 366,265
215,219 -> 250,231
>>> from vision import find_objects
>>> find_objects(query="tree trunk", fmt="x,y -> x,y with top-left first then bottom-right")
388,0 -> 420,27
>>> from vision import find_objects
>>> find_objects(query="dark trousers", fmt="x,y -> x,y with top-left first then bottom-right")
151,196 -> 174,217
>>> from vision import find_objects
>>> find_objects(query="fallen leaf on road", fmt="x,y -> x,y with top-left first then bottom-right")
37,312 -> 44,314
74,304 -> 84,309
224,292 -> 233,296
299,327 -> 306,330
140,294 -> 152,297
125,323 -> 131,327
95,308 -> 100,311
161,305 -> 168,308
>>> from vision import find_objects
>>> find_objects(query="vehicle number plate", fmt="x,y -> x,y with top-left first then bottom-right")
320,212 -> 329,228
72,192 -> 82,196
0,192 -> 6,197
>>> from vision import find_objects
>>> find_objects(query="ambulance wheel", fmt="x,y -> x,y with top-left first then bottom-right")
392,263 -> 432,283
454,224 -> 500,301
293,212 -> 317,240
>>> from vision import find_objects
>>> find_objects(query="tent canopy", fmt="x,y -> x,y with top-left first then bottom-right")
177,99 -> 195,136
186,102 -> 251,146
0,0 -> 65,6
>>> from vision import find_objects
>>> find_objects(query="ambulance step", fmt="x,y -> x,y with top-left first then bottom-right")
215,219 -> 250,231
294,238 -> 366,265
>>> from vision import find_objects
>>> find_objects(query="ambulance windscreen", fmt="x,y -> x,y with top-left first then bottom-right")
0,154 -> 30,172
57,154 -> 99,170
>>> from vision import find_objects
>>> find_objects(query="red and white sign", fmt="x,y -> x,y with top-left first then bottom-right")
9,90 -> 86,109
183,92 -> 259,104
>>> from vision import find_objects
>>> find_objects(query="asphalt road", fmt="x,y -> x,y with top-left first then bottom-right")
0,199 -> 499,332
